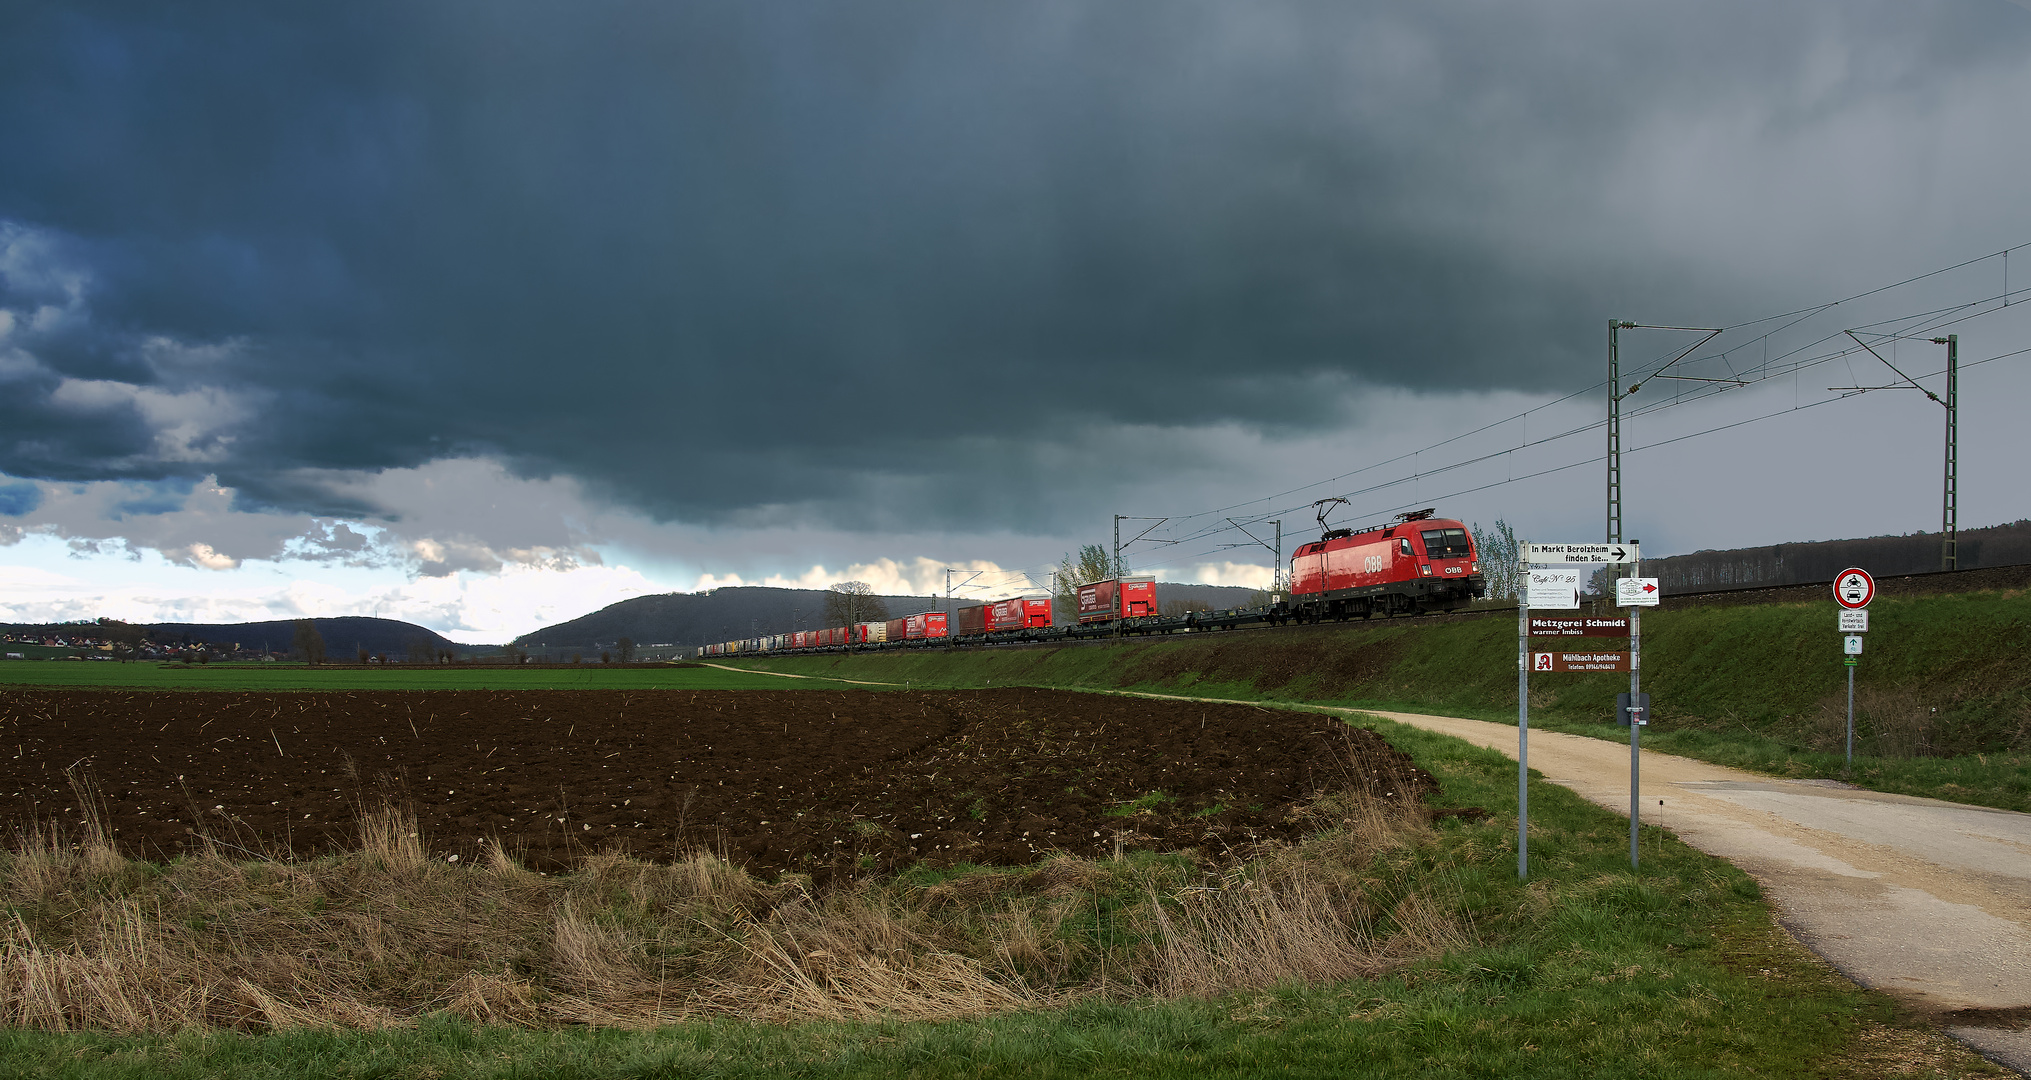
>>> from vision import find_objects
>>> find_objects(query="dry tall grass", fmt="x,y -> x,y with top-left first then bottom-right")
1809,684 -> 2029,758
0,760 -> 1471,1033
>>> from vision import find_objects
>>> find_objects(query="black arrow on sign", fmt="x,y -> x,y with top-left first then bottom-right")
1611,547 -> 1628,561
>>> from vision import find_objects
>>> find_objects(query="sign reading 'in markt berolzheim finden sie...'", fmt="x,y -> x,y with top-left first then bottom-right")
1523,542 -> 1641,565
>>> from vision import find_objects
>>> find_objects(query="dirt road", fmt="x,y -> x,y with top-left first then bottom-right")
1359,709 -> 2031,1075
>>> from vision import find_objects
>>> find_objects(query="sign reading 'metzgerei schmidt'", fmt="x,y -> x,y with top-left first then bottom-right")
1528,617 -> 1630,638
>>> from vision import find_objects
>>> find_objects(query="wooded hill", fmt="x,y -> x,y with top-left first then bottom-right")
1649,519 -> 2031,593
511,583 -> 1260,652
1,617 -> 465,659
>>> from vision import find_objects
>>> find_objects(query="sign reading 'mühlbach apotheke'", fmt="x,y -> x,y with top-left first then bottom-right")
1531,651 -> 1633,673
1529,617 -> 1630,638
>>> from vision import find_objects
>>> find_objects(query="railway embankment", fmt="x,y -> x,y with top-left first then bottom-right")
740,584 -> 2031,812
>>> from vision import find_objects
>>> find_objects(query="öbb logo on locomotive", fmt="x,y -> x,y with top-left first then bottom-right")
698,507 -> 1487,656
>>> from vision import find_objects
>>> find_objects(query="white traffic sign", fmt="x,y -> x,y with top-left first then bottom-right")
1616,577 -> 1660,607
1526,568 -> 1583,610
1523,542 -> 1641,565
1838,610 -> 1869,633
1834,567 -> 1875,609
1844,635 -> 1864,655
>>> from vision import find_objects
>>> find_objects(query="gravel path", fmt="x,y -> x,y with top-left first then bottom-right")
1358,709 -> 2031,1075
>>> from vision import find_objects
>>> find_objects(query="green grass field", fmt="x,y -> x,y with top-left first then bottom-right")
0,712 -> 2000,1079
0,660 -> 831,692
726,588 -> 2031,811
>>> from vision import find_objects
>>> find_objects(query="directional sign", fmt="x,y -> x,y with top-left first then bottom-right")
1531,651 -> 1633,672
1838,610 -> 1869,633
1843,635 -> 1864,655
1529,616 -> 1629,638
1525,569 -> 1583,610
1523,542 -> 1641,564
1834,567 -> 1875,609
1615,577 -> 1660,607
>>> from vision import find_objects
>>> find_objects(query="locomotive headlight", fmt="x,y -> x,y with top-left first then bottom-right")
1470,562 -> 1477,572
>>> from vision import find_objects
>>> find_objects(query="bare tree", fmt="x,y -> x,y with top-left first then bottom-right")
1471,519 -> 1520,601
291,619 -> 327,665
616,637 -> 637,664
824,581 -> 888,628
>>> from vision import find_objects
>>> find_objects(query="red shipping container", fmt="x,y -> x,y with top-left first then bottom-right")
885,617 -> 909,642
985,597 -> 1051,631
1076,578 -> 1157,623
985,599 -> 1020,632
904,612 -> 949,639
956,604 -> 989,636
1122,579 -> 1157,618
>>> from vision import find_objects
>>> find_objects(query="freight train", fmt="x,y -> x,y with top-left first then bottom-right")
695,508 -> 1485,657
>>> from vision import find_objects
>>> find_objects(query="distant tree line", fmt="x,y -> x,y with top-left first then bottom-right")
1646,519 -> 2031,593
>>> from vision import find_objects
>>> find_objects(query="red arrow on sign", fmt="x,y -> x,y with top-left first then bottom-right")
1641,583 -> 1657,594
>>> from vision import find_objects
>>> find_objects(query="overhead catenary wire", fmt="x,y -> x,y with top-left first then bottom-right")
933,243 -> 2031,586
1135,262 -> 2030,572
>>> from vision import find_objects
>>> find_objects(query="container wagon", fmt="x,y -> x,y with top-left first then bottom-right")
1076,577 -> 1158,624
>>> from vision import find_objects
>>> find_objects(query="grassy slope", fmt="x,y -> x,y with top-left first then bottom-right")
0,663 -> 844,692
734,589 -> 2031,811
0,715 -> 2002,1079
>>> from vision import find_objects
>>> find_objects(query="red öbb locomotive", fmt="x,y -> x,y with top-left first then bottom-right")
1287,508 -> 1484,621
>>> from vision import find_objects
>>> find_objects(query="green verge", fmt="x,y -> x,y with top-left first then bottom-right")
0,662 -> 851,692
733,588 -> 2031,811
0,714 -> 2001,1079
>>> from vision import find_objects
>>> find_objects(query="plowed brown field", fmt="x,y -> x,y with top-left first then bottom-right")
0,688 -> 1430,880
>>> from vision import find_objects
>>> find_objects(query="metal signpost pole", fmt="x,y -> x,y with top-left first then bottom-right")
1629,555 -> 1642,869
1847,661 -> 1855,769
1518,559 -> 1530,880
1835,568 -> 1875,774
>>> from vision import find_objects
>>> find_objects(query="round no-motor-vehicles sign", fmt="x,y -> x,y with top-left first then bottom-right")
1834,567 -> 1875,609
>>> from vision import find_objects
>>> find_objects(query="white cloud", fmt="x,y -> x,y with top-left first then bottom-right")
172,542 -> 238,571
46,378 -> 252,464
691,556 -> 1042,600
0,531 -> 662,643
1185,561 -> 1275,590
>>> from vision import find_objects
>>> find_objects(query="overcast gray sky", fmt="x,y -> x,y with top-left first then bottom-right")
3,0 -> 2029,640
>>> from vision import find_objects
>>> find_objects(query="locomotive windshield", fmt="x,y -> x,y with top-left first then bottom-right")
1421,528 -> 1471,559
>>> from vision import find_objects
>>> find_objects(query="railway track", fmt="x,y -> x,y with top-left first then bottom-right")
722,560 -> 2031,658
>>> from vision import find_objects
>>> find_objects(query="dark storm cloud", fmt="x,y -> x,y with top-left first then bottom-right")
0,481 -> 40,517
1,0 -> 2026,531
